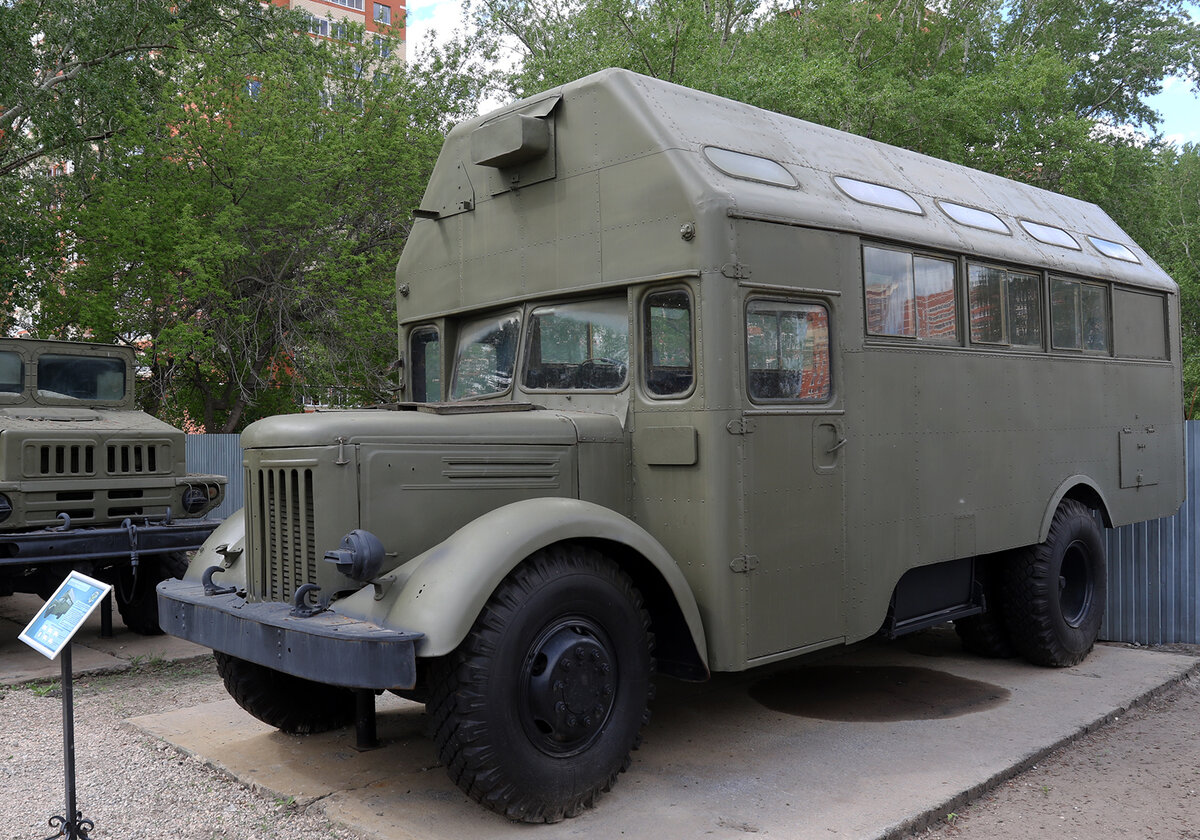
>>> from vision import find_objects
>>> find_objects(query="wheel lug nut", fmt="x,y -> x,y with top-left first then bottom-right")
583,716 -> 592,727
603,684 -> 613,696
567,715 -> 577,727
556,701 -> 566,713
575,646 -> 586,659
561,659 -> 572,670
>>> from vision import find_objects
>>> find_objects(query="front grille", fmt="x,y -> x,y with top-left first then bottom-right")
107,443 -> 161,475
256,467 -> 317,601
33,444 -> 96,476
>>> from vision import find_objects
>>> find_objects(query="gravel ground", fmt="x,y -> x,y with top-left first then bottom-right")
0,657 -> 359,840
3,648 -> 1199,840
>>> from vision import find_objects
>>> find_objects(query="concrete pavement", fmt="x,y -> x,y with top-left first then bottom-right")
125,629 -> 1199,840
0,591 -> 209,683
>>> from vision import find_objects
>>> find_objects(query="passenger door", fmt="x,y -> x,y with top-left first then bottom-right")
739,295 -> 847,660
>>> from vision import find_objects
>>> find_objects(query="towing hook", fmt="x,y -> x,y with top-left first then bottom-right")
52,512 -> 71,532
202,565 -> 238,596
290,583 -> 328,618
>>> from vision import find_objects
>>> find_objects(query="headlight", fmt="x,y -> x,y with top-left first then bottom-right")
181,485 -> 210,514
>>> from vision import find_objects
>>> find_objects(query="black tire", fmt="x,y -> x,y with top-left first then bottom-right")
214,651 -> 356,735
954,560 -> 1016,658
1001,499 -> 1107,667
426,544 -> 655,823
116,551 -> 190,635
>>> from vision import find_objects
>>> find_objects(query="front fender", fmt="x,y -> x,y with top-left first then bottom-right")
183,509 -> 248,589
342,497 -> 708,662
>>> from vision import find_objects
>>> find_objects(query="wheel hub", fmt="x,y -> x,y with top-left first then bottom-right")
522,620 -> 617,756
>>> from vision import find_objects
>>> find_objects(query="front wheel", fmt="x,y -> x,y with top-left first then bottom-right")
426,544 -> 655,823
115,551 -> 190,635
1001,499 -> 1107,667
214,652 -> 356,735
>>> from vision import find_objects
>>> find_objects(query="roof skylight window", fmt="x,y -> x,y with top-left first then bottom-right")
834,177 -> 923,215
937,200 -> 1010,234
703,147 -> 796,188
1020,220 -> 1080,250
1087,235 -> 1140,263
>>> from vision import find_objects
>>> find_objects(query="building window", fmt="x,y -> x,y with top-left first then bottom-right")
327,0 -> 365,11
375,36 -> 390,58
374,2 -> 391,24
746,300 -> 831,403
643,289 -> 694,397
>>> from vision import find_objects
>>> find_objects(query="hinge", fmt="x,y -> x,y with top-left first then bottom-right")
721,263 -> 751,280
726,417 -> 756,435
730,554 -> 759,573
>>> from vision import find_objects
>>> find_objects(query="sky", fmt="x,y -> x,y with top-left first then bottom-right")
405,0 -> 1200,148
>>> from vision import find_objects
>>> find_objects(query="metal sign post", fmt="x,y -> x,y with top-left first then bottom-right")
19,571 -> 112,839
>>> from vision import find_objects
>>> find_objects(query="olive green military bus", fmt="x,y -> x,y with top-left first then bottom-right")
159,69 -> 1185,822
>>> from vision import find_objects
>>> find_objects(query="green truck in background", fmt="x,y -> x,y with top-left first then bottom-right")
0,338 -> 226,633
158,69 -> 1185,821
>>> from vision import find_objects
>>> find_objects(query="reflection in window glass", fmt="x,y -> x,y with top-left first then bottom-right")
37,354 -> 126,400
0,352 -> 21,393
450,312 -> 521,399
913,257 -> 958,342
968,264 -> 1005,344
864,246 -> 914,337
1008,272 -> 1043,347
746,301 -> 831,402
644,290 -> 693,397
1051,279 -> 1081,349
410,327 -> 441,402
1051,277 -> 1110,353
524,298 -> 628,391
1081,284 -> 1110,352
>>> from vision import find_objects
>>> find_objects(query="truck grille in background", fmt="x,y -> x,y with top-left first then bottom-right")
35,444 -> 96,476
256,467 -> 317,601
107,443 -> 160,475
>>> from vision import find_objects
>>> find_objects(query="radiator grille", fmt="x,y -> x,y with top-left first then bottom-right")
33,444 -> 96,476
107,443 -> 161,475
256,467 -> 316,601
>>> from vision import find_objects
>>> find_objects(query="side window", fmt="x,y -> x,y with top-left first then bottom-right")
863,245 -> 957,342
0,351 -> 22,394
523,298 -> 629,391
1051,277 -> 1110,353
409,327 -> 441,402
643,289 -> 694,397
746,300 -> 831,403
967,263 -> 1043,348
450,311 -> 521,400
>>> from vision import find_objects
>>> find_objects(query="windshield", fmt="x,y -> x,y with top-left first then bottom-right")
523,298 -> 628,390
37,354 -> 127,401
450,312 -> 521,400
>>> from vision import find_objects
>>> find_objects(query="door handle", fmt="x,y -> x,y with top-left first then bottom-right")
826,437 -> 848,454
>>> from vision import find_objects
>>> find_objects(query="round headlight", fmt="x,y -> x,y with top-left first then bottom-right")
182,485 -> 209,514
0,493 -> 11,523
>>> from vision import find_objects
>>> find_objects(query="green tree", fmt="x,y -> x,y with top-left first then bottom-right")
28,19 -> 488,431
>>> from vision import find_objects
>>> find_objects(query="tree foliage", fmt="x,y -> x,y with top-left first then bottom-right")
12,6 -> 489,431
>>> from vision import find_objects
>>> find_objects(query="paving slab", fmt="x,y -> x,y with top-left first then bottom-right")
128,629 -> 1200,840
0,591 -> 210,684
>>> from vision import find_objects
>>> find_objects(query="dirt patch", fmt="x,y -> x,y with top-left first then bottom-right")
908,667 -> 1200,839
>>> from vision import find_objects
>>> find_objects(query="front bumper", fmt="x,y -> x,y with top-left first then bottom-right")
0,519 -> 221,565
157,578 -> 422,690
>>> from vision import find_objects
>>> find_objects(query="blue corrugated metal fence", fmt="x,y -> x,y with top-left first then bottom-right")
186,422 -> 1199,644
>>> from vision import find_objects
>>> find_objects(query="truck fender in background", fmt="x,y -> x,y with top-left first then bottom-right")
1040,477 -> 1111,541
372,497 -> 709,675
183,510 -> 248,590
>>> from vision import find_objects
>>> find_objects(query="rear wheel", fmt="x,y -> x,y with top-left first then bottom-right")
426,544 -> 655,823
954,560 -> 1016,658
116,551 -> 190,635
1001,500 -> 1106,667
214,652 -> 356,734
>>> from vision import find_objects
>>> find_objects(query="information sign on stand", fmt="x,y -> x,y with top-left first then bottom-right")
20,571 -> 112,839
